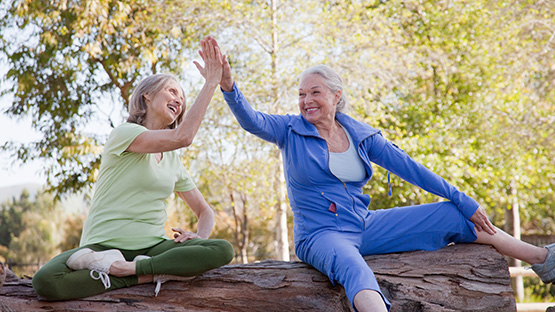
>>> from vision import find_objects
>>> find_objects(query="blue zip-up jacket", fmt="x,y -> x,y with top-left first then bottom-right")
223,84 -> 479,244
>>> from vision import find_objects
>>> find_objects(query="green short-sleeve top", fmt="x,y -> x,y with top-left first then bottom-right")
79,122 -> 196,249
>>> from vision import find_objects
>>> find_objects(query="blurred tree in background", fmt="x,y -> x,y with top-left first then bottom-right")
0,189 -> 63,276
0,0 -> 218,197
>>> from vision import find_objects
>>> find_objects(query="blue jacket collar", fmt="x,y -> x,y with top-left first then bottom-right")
289,112 -> 380,142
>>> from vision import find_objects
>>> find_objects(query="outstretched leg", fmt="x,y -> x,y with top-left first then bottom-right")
474,227 -> 547,265
474,226 -> 555,283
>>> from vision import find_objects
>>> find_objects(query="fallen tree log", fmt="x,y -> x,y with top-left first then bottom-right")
0,244 -> 515,312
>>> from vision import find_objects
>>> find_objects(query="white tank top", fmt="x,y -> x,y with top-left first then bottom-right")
329,123 -> 366,183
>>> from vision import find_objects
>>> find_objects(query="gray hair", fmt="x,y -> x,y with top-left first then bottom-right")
300,65 -> 348,113
127,74 -> 186,129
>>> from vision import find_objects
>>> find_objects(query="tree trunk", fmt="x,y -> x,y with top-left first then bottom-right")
0,244 -> 515,312
510,178 -> 524,301
269,0 -> 291,262
274,151 -> 290,261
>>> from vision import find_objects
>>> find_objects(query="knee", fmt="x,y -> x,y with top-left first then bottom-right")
32,267 -> 63,300
210,239 -> 235,266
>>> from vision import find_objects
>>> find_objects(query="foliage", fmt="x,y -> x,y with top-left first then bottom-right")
57,212 -> 84,252
0,0 -> 218,199
522,277 -> 555,303
0,189 -> 63,276
0,190 -> 34,248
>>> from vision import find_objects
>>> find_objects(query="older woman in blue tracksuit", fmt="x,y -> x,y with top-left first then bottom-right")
217,55 -> 554,311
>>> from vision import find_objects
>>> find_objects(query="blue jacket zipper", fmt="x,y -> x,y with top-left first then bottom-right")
325,138 -> 366,231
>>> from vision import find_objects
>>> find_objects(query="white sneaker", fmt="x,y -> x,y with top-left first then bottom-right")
66,248 -> 125,289
133,255 -> 194,296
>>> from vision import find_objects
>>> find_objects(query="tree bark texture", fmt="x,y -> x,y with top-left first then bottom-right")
0,244 -> 516,312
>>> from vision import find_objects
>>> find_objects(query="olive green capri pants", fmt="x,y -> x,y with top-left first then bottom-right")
32,238 -> 234,300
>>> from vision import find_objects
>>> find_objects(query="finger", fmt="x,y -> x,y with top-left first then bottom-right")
174,233 -> 188,243
200,40 -> 208,59
175,233 -> 195,243
209,37 -> 221,59
210,36 -> 219,48
476,217 -> 495,235
476,207 -> 496,234
201,37 -> 212,57
215,46 -> 223,64
172,228 -> 185,236
193,61 -> 204,74
199,38 -> 206,51
206,38 -> 217,58
485,219 -> 497,235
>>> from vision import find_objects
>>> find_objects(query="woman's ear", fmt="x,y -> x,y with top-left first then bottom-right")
334,90 -> 342,105
143,93 -> 151,103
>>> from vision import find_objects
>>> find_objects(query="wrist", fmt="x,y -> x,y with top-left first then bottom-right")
221,80 -> 234,92
204,79 -> 220,89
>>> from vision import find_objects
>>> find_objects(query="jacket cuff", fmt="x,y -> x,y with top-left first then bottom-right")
458,196 -> 480,220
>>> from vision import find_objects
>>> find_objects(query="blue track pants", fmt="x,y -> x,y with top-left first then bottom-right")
294,201 -> 477,311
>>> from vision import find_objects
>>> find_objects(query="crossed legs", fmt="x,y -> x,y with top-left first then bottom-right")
33,238 -> 234,300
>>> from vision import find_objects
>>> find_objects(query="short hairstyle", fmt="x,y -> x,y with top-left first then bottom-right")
127,74 -> 186,129
300,65 -> 348,113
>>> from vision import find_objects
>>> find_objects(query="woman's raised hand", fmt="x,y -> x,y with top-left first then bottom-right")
220,54 -> 234,92
193,36 -> 223,86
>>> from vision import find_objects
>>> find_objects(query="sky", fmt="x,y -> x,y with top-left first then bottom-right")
0,9 -> 46,188
0,109 -> 46,188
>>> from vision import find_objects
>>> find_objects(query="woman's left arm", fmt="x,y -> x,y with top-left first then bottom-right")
367,133 -> 492,228
368,134 -> 496,234
174,188 -> 215,241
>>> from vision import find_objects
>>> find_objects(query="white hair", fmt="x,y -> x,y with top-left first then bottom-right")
300,65 -> 348,113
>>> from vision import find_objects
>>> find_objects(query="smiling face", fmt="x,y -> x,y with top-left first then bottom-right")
144,80 -> 185,130
298,74 -> 341,128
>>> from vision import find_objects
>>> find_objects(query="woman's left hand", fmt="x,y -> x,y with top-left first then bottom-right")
469,206 -> 497,235
172,227 -> 201,243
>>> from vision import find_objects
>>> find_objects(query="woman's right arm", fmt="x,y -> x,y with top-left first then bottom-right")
220,55 -> 288,146
126,37 -> 223,154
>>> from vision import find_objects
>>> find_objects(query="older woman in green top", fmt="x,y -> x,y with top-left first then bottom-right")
32,36 -> 234,300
